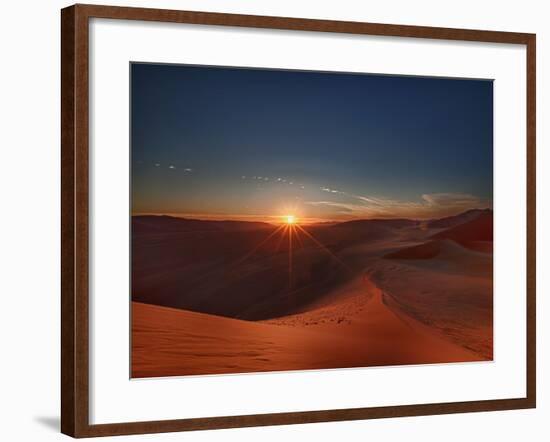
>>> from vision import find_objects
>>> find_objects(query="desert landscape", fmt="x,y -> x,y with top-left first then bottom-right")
131,209 -> 493,378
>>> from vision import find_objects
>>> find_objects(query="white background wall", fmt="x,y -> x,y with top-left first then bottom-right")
0,0 -> 546,440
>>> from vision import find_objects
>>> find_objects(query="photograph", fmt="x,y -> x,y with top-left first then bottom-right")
130,63 -> 494,378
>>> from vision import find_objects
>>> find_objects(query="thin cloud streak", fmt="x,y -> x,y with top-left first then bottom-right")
306,191 -> 491,220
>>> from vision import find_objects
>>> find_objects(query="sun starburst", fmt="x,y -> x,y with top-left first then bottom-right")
284,215 -> 297,225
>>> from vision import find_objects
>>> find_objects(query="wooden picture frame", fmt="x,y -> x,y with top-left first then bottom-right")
61,3 -> 536,437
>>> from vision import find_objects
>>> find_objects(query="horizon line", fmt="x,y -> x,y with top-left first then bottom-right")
131,207 -> 492,225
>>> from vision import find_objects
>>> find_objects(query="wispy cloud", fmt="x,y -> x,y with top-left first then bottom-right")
306,201 -> 374,214
306,191 -> 491,220
421,193 -> 483,207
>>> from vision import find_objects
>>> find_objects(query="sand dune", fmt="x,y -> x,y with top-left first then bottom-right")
426,208 -> 491,229
133,215 -> 272,233
384,240 -> 441,260
376,240 -> 492,358
131,217 -> 405,319
431,211 -> 493,249
131,210 -> 493,377
132,276 -> 479,378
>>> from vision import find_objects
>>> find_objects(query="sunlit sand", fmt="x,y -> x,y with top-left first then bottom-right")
132,209 -> 493,378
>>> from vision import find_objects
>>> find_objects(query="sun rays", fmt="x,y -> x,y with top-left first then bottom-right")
227,219 -> 354,293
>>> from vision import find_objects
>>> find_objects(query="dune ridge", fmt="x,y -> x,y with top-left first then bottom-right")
132,275 -> 480,378
132,208 -> 493,377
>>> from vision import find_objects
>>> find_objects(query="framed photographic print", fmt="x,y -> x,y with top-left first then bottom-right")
61,4 -> 536,438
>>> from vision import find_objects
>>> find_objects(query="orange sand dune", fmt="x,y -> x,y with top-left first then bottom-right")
132,276 -> 480,378
384,240 -> 441,260
131,212 -> 493,377
431,211 -> 493,246
373,239 -> 493,358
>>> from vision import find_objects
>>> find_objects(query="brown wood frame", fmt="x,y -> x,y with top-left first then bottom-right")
61,3 -> 536,438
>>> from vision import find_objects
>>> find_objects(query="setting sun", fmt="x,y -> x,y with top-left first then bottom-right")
285,215 -> 297,225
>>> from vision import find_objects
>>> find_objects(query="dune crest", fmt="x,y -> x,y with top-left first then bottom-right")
132,209 -> 493,377
132,275 -> 480,378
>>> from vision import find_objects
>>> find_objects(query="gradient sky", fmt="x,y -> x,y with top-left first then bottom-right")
131,63 -> 493,223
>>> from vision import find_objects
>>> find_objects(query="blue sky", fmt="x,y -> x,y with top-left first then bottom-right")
131,63 -> 493,222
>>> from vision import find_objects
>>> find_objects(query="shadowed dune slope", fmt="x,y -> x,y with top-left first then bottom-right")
431,211 -> 493,244
131,215 -> 417,320
384,240 -> 441,260
426,208 -> 491,229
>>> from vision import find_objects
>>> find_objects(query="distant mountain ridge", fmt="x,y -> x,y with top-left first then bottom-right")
133,215 -> 272,234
